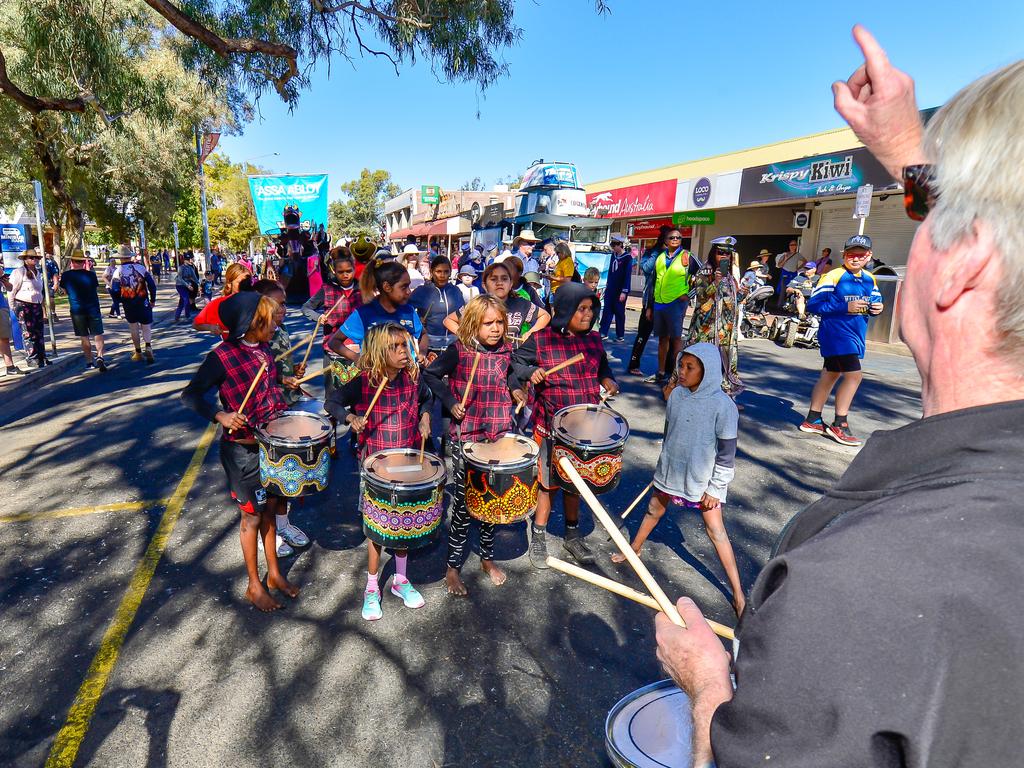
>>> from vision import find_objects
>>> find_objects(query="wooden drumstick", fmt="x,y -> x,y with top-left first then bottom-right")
300,294 -> 347,367
514,391 -> 529,416
606,480 -> 655,541
546,556 -> 735,641
418,432 -> 426,465
228,361 -> 267,434
542,352 -> 585,378
557,456 -> 686,628
460,352 -> 481,409
363,376 -> 388,421
275,333 -> 313,362
292,366 -> 328,386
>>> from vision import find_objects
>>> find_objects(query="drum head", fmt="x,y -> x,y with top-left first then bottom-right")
259,411 -> 332,444
363,448 -> 445,488
552,405 -> 629,448
463,434 -> 539,468
605,681 -> 692,768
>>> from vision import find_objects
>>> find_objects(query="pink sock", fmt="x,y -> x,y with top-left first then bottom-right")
366,572 -> 378,592
395,553 -> 408,581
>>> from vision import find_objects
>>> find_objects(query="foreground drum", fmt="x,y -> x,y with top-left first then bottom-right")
551,404 -> 629,495
606,680 -> 693,768
256,411 -> 333,497
362,449 -> 446,549
462,433 -> 539,525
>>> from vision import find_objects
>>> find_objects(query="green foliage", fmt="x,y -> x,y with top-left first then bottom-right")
329,169 -> 400,241
204,153 -> 268,253
459,176 -> 485,191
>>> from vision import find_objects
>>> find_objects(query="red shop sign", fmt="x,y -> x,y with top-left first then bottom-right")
587,179 -> 677,218
627,217 -> 673,239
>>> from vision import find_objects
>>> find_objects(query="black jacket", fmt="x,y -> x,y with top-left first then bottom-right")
712,400 -> 1024,767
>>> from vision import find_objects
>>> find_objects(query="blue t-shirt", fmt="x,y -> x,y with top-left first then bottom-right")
807,267 -> 883,358
339,298 -> 422,345
59,269 -> 101,315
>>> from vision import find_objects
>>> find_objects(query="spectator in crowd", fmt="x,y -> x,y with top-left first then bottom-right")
818,246 -> 833,272
627,227 -> 671,376
654,31 -> 1024,767
42,251 -> 60,322
175,253 -> 201,323
513,230 -> 541,274
104,256 -> 121,317
0,270 -> 25,376
642,227 -> 692,385
112,244 -> 158,364
9,249 -> 49,367
774,239 -> 806,304
785,260 -> 820,318
60,250 -> 107,371
600,233 -> 633,343
401,244 -> 426,290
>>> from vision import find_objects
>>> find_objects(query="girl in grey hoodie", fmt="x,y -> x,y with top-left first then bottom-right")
612,342 -> 745,616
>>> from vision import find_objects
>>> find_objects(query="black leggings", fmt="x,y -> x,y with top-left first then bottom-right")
446,446 -> 495,568
628,301 -> 654,371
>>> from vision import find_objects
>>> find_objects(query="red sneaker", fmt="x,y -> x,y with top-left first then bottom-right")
826,423 -> 863,446
798,419 -> 826,435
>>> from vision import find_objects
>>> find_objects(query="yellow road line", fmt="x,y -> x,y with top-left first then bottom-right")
0,499 -> 169,525
45,422 -> 218,768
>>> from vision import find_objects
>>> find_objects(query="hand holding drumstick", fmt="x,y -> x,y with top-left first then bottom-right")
516,353 -> 585,414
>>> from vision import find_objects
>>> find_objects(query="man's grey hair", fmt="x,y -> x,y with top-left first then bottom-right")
925,60 -> 1024,357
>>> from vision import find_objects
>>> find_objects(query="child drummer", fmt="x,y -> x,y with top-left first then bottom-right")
612,343 -> 745,616
325,323 -> 433,621
512,283 -> 619,569
181,292 -> 302,612
423,295 -> 527,597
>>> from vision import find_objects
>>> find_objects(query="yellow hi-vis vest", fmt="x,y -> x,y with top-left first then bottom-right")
654,249 -> 690,304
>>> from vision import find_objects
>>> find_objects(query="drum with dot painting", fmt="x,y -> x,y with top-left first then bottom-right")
551,404 -> 629,496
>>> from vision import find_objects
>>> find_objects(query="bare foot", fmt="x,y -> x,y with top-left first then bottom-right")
446,567 -> 468,597
267,573 -> 300,598
611,548 -> 640,564
246,582 -> 282,612
481,559 -> 507,586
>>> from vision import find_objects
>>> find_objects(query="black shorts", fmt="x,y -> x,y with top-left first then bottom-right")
823,354 -> 862,373
122,298 -> 153,325
71,313 -> 104,337
220,441 -> 279,515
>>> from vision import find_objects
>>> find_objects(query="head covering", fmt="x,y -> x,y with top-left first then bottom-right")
610,233 -> 627,245
523,271 -> 542,287
69,249 -> 87,262
349,236 -> 376,262
460,242 -> 471,253
375,247 -> 396,261
118,245 -> 135,260
758,248 -> 771,257
219,292 -> 262,340
458,264 -> 477,277
550,282 -> 601,334
748,260 -> 763,271
183,252 -> 194,261
402,243 -> 424,257
803,261 -> 817,270
473,243 -> 484,253
710,235 -> 737,250
677,343 -> 725,400
844,234 -> 873,251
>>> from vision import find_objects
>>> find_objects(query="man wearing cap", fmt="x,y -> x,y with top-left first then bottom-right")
600,233 -> 633,342
798,234 -> 882,445
60,250 -> 108,371
174,252 -> 200,323
784,260 -> 819,319
513,230 -> 541,274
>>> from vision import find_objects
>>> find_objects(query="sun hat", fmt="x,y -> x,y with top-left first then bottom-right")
458,264 -> 477,277
758,248 -> 771,257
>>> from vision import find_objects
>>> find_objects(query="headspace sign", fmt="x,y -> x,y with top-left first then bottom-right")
739,148 -> 895,204
248,174 -> 329,234
586,179 -> 677,218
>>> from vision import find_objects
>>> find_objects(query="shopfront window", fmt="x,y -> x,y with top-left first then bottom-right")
570,225 -> 610,244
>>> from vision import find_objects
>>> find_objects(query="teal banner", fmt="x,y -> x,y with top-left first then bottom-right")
248,174 -> 329,234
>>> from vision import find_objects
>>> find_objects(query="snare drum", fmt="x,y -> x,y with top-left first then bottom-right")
256,411 -> 333,497
361,449 -> 446,549
605,680 -> 693,768
462,433 -> 539,525
551,404 -> 629,495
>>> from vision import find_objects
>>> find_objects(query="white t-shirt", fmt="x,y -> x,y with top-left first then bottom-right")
776,250 -> 805,272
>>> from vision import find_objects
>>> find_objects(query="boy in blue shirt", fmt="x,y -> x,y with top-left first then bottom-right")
798,235 -> 883,446
59,250 -> 107,371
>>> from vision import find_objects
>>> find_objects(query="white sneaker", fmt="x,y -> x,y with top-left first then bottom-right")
279,523 -> 309,548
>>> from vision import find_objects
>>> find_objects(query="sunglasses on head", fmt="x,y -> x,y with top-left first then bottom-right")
903,164 -> 937,221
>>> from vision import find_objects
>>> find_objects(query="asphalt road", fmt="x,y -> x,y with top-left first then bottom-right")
0,306 -> 922,767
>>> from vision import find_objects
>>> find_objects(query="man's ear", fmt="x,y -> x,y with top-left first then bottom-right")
935,219 -> 995,310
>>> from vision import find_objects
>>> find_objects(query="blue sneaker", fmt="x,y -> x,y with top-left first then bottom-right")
390,577 -> 425,608
361,589 -> 383,621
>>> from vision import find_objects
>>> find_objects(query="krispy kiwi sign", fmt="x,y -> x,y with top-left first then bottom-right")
739,147 -> 895,204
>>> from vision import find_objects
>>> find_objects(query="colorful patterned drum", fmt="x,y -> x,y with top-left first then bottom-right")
551,404 -> 629,496
605,680 -> 693,768
462,433 -> 539,525
361,449 -> 446,550
256,411 -> 333,497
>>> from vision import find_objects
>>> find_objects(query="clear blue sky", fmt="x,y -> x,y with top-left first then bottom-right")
219,0 -> 1023,201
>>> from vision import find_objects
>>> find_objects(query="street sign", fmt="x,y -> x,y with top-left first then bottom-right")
853,184 -> 873,218
420,185 -> 441,205
673,211 -> 716,226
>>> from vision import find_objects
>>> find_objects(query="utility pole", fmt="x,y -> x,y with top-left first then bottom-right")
195,125 -> 212,263
138,218 -> 148,269
172,221 -> 180,268
32,181 -> 57,355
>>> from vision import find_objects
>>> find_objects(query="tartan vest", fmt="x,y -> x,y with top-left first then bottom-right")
449,341 -> 513,441
213,341 -> 286,441
360,369 -> 419,456
321,283 -> 361,351
534,328 -> 603,436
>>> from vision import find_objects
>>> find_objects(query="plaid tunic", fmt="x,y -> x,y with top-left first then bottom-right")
360,369 -> 420,456
214,340 -> 287,442
533,329 -> 604,436
321,283 -> 361,351
449,341 -> 513,441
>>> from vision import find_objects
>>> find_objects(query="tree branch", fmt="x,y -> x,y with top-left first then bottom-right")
311,0 -> 432,29
350,7 -> 399,74
0,48 -> 88,114
140,0 -> 299,99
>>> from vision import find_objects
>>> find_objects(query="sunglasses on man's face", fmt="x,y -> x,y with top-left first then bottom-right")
903,164 -> 937,221
667,235 -> 683,241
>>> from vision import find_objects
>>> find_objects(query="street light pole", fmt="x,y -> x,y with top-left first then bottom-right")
172,221 -> 180,269
195,125 -> 212,264
32,180 -> 57,355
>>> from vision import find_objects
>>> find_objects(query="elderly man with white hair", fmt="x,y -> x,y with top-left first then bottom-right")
655,25 -> 1024,767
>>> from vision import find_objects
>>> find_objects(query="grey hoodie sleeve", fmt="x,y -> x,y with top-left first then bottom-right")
707,399 -> 740,500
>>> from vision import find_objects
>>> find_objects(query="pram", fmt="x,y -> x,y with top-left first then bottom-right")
739,284 -> 775,339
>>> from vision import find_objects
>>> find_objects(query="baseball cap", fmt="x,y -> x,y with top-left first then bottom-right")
803,261 -> 817,270
460,242 -> 471,252
844,234 -> 872,251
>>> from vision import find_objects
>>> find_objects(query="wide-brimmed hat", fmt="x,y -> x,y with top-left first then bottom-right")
350,236 -> 376,261
69,249 -> 87,262
117,245 -> 135,259
523,270 -> 542,287
402,243 -> 425,258
758,248 -> 771,257
512,229 -> 541,248
458,264 -> 477,277
17,249 -> 39,260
